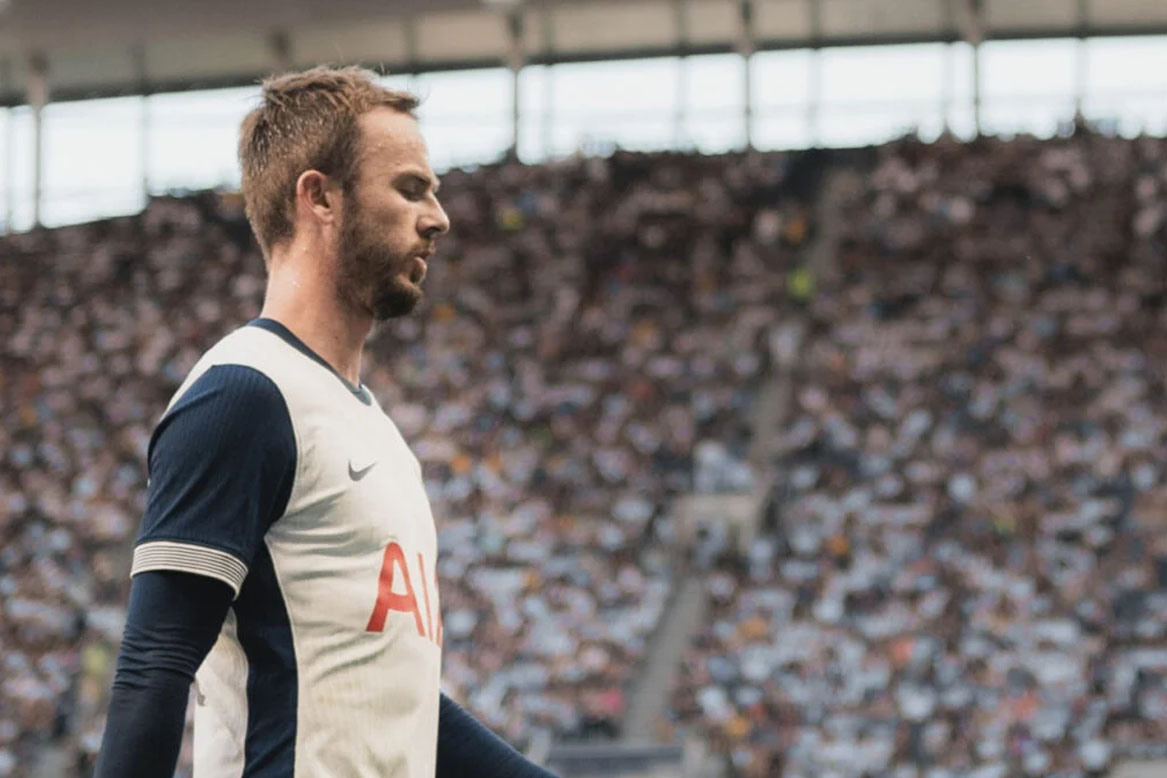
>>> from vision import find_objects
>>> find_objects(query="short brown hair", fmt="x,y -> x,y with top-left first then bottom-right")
238,65 -> 419,260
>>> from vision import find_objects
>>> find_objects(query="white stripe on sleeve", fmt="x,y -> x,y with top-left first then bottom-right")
131,540 -> 249,598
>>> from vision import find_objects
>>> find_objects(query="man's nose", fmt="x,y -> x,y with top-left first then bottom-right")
420,202 -> 450,239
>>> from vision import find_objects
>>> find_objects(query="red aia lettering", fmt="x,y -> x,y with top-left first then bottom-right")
366,541 -> 425,635
366,542 -> 442,646
417,552 -> 434,640
417,552 -> 444,647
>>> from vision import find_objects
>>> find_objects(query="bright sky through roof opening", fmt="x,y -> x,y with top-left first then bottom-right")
1,36 -> 1166,232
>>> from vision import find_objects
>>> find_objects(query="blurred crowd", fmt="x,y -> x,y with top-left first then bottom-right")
671,132 -> 1167,778
0,149 -> 808,773
382,151 -> 807,744
6,130 -> 1167,778
0,193 -> 274,773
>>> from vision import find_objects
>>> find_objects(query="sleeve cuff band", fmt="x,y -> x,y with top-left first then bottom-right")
131,540 -> 249,598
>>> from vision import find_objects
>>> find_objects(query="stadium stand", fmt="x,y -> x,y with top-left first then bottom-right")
3,131 -> 1166,778
0,149 -> 812,775
667,132 -> 1167,777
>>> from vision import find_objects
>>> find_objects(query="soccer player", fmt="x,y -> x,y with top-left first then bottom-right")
95,66 -> 558,778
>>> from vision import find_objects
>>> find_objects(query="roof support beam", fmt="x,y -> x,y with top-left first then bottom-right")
540,5 -> 555,158
270,30 -> 293,74
809,0 -> 823,147
404,13 -> 420,76
955,0 -> 985,136
737,0 -> 755,151
133,44 -> 151,203
2,58 -> 13,232
506,8 -> 525,159
941,0 -> 955,133
27,52 -> 47,229
1075,0 -> 1089,119
673,0 -> 688,148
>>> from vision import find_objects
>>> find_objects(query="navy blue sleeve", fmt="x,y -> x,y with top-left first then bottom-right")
94,570 -> 234,778
437,694 -> 560,778
133,364 -> 296,597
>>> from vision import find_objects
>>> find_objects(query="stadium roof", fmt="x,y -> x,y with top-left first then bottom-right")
1,0 -> 1166,105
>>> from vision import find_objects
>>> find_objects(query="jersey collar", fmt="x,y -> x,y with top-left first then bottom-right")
248,318 -> 374,406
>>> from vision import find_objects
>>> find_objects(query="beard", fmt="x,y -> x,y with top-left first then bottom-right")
336,198 -> 422,321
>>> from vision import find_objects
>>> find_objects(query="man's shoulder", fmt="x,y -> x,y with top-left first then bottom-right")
167,324 -> 296,413
196,322 -> 291,376
171,363 -> 288,420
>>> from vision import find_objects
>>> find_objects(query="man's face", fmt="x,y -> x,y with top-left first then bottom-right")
336,107 -> 449,321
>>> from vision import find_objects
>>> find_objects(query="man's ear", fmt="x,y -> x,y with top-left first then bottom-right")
294,170 -> 341,227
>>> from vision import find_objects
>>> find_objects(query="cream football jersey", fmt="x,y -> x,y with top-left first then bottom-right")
130,318 -> 442,778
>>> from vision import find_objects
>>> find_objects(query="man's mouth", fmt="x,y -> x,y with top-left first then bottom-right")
410,254 -> 428,284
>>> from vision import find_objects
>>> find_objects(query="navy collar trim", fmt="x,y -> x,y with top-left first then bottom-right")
248,318 -> 373,406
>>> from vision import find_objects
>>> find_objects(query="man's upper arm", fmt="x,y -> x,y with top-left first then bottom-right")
132,364 -> 297,597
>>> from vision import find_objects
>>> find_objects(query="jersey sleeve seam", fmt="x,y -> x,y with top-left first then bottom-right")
283,387 -> 304,522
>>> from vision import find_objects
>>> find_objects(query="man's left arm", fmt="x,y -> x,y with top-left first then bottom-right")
437,693 -> 560,778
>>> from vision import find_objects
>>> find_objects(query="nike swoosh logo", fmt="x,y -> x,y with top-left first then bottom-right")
348,460 -> 377,481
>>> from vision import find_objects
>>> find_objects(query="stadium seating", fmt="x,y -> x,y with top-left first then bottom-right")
0,150 -> 810,774
3,134 -> 1166,778
668,133 -> 1167,778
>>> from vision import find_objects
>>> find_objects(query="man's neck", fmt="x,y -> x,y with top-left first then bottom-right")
260,261 -> 371,385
